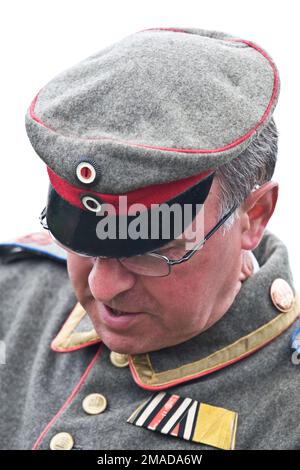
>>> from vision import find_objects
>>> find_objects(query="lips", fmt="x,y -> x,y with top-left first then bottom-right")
109,307 -> 143,316
110,309 -> 125,316
99,303 -> 147,330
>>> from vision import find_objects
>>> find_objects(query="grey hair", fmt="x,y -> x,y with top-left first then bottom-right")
214,117 -> 279,233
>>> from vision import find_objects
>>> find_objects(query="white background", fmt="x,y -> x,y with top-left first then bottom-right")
0,0 -> 299,287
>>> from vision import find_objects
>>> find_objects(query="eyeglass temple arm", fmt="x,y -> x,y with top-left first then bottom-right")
39,207 -> 49,230
203,204 -> 238,243
172,204 -> 239,264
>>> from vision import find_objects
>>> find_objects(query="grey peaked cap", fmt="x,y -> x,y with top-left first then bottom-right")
25,27 -> 280,194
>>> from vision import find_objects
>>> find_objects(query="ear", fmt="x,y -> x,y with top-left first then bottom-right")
240,181 -> 278,251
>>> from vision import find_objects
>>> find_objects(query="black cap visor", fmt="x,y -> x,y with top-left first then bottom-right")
46,173 -> 215,257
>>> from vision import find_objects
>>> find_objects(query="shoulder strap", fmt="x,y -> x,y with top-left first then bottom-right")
0,232 -> 67,264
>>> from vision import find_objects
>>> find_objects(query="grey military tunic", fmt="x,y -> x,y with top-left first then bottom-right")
0,230 -> 299,450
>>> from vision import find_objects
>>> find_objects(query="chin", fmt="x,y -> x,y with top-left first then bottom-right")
99,330 -> 146,355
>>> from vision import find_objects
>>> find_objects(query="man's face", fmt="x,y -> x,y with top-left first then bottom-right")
67,179 -> 244,355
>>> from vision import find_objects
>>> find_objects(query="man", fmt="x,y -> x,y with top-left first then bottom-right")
0,27 -> 299,450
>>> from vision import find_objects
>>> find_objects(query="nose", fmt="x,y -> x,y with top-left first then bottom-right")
88,257 -> 136,303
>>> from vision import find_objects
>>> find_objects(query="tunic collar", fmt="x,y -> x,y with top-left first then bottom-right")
51,230 -> 300,390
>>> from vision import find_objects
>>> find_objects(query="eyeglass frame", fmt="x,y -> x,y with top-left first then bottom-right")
39,203 -> 238,276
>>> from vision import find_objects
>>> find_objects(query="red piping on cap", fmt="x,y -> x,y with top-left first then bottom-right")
47,167 -> 214,213
29,36 -> 278,154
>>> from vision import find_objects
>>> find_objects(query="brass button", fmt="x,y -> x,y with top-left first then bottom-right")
82,393 -> 107,415
270,278 -> 295,313
110,351 -> 129,368
50,432 -> 74,450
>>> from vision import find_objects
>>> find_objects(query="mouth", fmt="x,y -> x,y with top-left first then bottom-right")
99,303 -> 147,330
108,307 -> 143,316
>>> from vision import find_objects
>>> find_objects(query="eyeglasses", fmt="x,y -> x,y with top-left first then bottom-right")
39,204 -> 238,277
